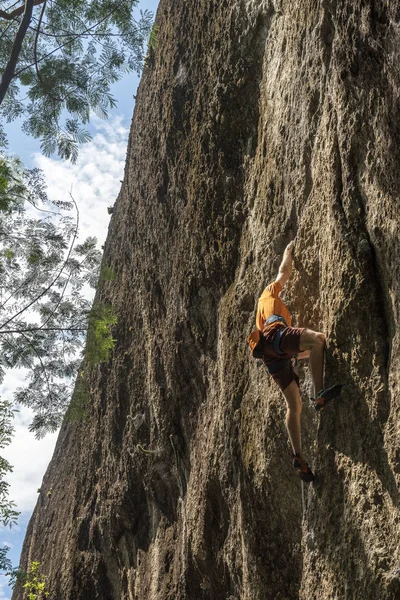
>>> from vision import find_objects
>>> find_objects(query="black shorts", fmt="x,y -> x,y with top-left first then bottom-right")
267,360 -> 299,392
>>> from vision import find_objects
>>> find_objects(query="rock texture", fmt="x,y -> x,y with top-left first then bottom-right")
13,1 -> 400,599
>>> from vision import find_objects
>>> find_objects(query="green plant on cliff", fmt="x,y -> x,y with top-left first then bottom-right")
85,302 -> 118,365
148,23 -> 159,50
64,367 -> 90,423
21,561 -> 49,599
143,22 -> 158,67
0,0 -> 153,160
65,300 -> 118,424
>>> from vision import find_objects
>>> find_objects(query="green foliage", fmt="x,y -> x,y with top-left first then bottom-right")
86,302 -> 117,365
0,398 -> 19,526
0,544 -> 12,573
22,561 -> 49,599
148,24 -> 159,50
0,1 -> 154,160
99,262 -> 117,282
64,367 -> 89,424
0,160 -> 8,208
0,156 -> 25,212
64,300 -> 118,426
0,397 -> 19,575
0,153 -> 104,438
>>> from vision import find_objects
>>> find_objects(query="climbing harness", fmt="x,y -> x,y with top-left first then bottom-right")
263,313 -> 288,328
263,314 -> 288,356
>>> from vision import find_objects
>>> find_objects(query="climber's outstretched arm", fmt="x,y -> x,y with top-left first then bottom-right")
276,240 -> 295,289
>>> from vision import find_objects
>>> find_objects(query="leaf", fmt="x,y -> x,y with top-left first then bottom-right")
19,70 -> 35,87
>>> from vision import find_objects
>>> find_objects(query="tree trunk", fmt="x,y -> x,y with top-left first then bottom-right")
0,0 -> 36,105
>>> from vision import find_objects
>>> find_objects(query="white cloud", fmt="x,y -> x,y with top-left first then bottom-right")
0,578 -> 10,600
33,115 -> 129,248
2,405 -> 58,513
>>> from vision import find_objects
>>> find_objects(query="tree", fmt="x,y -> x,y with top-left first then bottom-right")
0,396 -> 19,575
0,154 -> 113,439
0,398 -> 19,529
0,0 -> 153,160
0,151 -> 118,582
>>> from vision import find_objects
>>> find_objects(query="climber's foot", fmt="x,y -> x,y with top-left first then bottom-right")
314,384 -> 343,412
292,453 -> 315,483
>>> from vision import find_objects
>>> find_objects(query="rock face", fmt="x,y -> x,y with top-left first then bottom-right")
13,1 -> 400,599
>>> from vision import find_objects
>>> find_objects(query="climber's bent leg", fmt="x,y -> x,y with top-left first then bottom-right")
299,328 -> 326,397
299,328 -> 342,410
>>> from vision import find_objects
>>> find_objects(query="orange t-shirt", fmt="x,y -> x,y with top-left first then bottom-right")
256,281 -> 292,331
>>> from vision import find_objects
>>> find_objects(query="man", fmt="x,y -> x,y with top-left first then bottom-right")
248,241 -> 342,482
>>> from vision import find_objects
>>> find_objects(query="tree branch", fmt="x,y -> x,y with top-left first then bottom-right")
18,330 -> 55,406
13,0 -> 132,79
0,0 -> 36,105
33,0 -> 64,103
0,0 -> 45,21
38,269 -> 72,329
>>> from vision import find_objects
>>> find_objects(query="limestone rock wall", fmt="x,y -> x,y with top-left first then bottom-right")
13,1 -> 400,599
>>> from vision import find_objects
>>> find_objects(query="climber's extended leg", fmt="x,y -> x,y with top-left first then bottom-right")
281,379 -> 315,482
282,380 -> 302,455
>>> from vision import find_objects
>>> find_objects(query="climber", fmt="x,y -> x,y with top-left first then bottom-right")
248,241 -> 342,482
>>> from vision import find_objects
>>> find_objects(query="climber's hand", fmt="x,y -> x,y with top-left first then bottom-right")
276,241 -> 295,288
285,240 -> 295,255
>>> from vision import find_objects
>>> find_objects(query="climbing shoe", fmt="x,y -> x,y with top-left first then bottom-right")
314,384 -> 343,412
292,453 -> 315,483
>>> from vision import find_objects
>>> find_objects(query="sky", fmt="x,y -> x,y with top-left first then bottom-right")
0,1 -> 160,598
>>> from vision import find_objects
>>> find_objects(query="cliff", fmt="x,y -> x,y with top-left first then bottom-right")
13,1 -> 400,599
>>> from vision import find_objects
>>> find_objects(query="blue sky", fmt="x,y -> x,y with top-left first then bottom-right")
0,1 -> 160,598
